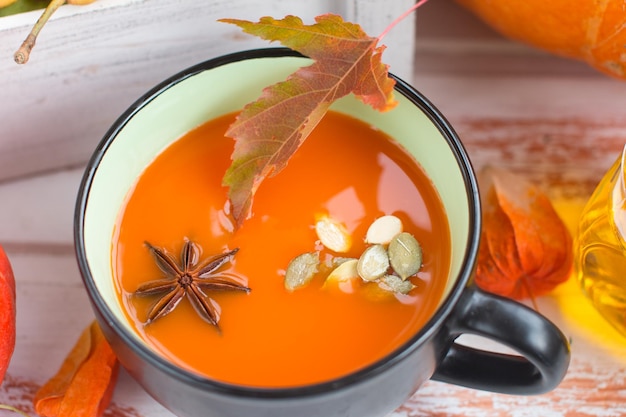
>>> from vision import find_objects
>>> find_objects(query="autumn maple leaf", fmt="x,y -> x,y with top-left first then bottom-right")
220,14 -> 397,228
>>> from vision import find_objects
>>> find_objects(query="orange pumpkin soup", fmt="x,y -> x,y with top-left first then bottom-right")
112,110 -> 451,387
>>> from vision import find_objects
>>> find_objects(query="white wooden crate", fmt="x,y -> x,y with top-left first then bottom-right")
0,0 -> 416,182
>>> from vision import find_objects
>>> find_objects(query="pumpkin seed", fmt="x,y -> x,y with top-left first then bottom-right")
331,256 -> 355,267
325,259 -> 359,284
379,274 -> 416,294
315,215 -> 352,253
284,251 -> 320,291
365,215 -> 403,245
388,232 -> 422,280
357,244 -> 389,281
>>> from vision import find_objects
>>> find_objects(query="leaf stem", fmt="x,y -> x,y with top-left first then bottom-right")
378,0 -> 430,43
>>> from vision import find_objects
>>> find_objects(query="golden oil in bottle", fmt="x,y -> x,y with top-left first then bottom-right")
575,145 -> 626,338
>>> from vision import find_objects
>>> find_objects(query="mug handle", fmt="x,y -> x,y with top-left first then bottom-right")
432,285 -> 570,395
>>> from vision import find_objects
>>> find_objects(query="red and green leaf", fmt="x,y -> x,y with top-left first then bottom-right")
219,14 -> 397,227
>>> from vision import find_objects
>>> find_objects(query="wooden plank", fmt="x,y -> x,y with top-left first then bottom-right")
410,73 -> 626,199
0,0 -> 415,183
0,168 -> 79,246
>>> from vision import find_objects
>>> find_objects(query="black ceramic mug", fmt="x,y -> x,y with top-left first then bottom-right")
75,48 -> 570,417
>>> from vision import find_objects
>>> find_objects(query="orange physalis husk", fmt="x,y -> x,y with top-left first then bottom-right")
34,321 -> 119,417
475,166 -> 573,301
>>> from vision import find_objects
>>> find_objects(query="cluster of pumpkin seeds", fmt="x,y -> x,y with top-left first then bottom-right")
284,214 -> 423,295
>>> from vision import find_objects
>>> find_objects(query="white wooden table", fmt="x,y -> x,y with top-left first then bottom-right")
2,1 -> 626,416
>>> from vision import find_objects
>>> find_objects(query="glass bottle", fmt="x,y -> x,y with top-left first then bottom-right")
575,144 -> 626,337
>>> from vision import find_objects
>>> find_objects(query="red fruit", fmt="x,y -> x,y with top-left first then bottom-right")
0,244 -> 16,385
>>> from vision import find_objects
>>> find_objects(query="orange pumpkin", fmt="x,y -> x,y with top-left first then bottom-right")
455,0 -> 626,79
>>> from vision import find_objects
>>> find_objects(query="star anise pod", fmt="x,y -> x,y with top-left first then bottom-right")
134,239 -> 250,330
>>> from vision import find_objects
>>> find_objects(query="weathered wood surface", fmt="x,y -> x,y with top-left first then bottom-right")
2,0 -> 626,416
0,0 -> 415,182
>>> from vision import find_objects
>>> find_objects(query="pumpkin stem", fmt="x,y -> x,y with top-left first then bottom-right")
14,0 -> 66,64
